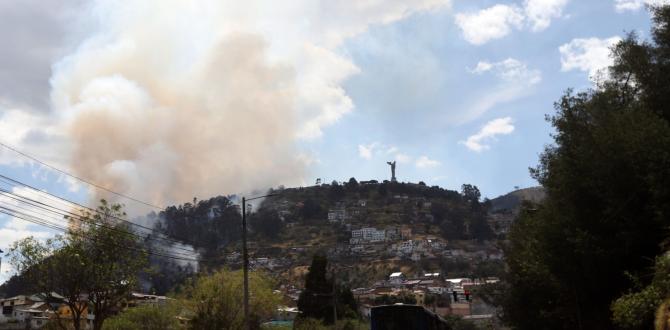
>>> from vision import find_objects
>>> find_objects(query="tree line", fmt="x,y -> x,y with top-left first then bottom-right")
491,5 -> 670,329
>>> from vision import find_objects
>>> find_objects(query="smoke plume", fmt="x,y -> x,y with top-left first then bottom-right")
43,0 -> 450,210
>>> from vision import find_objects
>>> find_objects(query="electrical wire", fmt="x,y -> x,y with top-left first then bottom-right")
0,141 -> 165,210
0,174 -> 202,249
0,188 -> 198,256
0,202 -> 199,260
0,207 -> 205,263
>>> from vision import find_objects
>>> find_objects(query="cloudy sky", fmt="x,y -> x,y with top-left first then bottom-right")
0,0 -> 664,280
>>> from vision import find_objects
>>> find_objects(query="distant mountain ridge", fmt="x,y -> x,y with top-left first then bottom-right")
489,186 -> 545,213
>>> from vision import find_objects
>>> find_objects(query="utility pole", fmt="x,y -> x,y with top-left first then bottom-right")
242,197 -> 250,330
240,193 -> 277,330
332,269 -> 337,328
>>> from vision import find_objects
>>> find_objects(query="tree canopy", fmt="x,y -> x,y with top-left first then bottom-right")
8,200 -> 148,330
499,5 -> 670,329
180,268 -> 279,329
297,254 -> 358,325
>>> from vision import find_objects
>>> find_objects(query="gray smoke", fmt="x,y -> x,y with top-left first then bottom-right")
45,0 -> 450,211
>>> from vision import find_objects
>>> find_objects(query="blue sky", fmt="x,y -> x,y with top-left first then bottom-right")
0,0 -> 662,281
305,0 -> 655,194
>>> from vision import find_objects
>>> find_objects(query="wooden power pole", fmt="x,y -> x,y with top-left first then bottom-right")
242,197 -> 250,330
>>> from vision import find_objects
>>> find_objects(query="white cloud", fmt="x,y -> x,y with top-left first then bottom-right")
0,187 -> 55,282
395,153 -> 412,164
470,58 -> 542,84
455,0 -> 569,45
559,36 -> 622,81
415,156 -> 441,168
431,175 -> 449,182
525,0 -> 569,31
0,224 -> 52,242
614,0 -> 670,12
358,142 -> 379,160
296,152 -> 321,166
471,61 -> 494,74
461,117 -> 515,152
455,4 -> 525,45
359,144 -> 413,164
358,143 -> 414,163
460,59 -> 541,123
0,186 -> 70,225
0,108 -> 68,167
57,175 -> 82,193
0,224 -> 52,282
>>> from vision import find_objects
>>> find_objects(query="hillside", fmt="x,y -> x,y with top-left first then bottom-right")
489,186 -> 545,213
147,180 -> 508,289
2,180 -> 514,296
157,180 -> 496,255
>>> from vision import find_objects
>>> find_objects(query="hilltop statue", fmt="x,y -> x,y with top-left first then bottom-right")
387,161 -> 397,182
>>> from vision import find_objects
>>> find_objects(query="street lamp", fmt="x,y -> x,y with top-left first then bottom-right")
241,193 -> 277,330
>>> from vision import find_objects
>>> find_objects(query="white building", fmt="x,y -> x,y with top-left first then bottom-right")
351,227 -> 386,242
274,306 -> 299,321
328,208 -> 346,223
426,239 -> 445,250
395,240 -> 414,254
446,278 -> 473,290
389,272 -> 405,285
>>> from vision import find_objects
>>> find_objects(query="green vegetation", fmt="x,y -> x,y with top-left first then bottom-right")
156,196 -> 241,252
8,200 -> 148,330
102,304 -> 181,330
611,253 -> 670,329
373,292 -> 417,305
180,269 -> 280,329
292,318 -> 368,330
297,254 -> 359,325
497,5 -> 670,329
442,315 -> 478,330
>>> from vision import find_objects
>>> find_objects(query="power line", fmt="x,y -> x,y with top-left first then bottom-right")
0,201 -> 199,260
0,174 -> 200,249
0,207 -> 204,263
0,173 -> 252,266
0,140 -> 164,210
0,190 -> 198,257
0,188 -> 198,255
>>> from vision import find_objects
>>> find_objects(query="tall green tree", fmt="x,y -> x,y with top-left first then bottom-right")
298,254 -> 334,323
8,200 -> 148,330
500,5 -> 670,329
180,269 -> 279,329
297,254 -> 358,324
460,184 -> 481,205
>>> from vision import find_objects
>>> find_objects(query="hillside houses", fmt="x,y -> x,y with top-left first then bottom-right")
351,271 -> 500,323
324,198 -> 367,224
345,224 -> 456,260
0,292 -> 171,330
350,227 -> 386,243
327,208 -> 346,223
389,238 -> 448,260
0,293 -> 93,330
